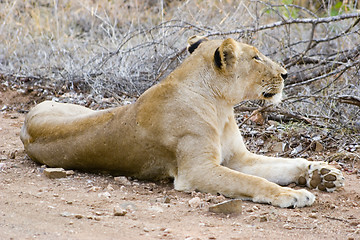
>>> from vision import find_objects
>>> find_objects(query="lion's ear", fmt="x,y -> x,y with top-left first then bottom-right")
187,35 -> 208,54
214,38 -> 238,72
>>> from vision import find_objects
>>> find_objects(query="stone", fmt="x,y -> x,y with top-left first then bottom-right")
60,212 -> 72,217
272,142 -> 285,152
44,168 -> 67,179
188,197 -> 202,208
0,163 -> 6,171
208,199 -> 242,214
98,192 -> 111,198
259,216 -> 267,222
148,206 -> 164,213
114,207 -> 127,216
106,184 -> 114,191
9,151 -> 16,159
114,176 -> 132,186
66,170 -> 75,176
74,214 -> 83,219
314,141 -> 324,152
283,223 -> 293,230
163,196 -> 171,204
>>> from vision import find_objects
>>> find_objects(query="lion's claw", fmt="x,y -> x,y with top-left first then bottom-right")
272,188 -> 315,208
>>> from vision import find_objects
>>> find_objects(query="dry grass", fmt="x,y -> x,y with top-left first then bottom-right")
0,0 -> 359,133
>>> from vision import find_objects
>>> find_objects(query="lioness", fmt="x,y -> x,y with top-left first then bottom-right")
20,36 -> 344,208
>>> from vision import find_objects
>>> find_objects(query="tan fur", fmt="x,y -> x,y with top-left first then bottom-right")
20,37 -> 344,208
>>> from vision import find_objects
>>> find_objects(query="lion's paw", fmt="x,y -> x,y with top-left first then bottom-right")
298,162 -> 344,192
272,188 -> 315,208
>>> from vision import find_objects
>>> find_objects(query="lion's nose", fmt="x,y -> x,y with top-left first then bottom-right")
281,73 -> 288,80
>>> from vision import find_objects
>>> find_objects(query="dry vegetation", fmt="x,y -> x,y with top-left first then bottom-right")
0,0 -> 359,156
1,1 -> 360,239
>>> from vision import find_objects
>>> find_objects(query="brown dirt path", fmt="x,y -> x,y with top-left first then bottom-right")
1,100 -> 360,240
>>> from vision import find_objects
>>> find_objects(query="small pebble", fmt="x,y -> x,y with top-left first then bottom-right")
188,197 -> 202,208
66,170 -> 75,176
163,196 -> 171,204
98,192 -> 111,198
114,176 -> 132,186
283,224 -> 293,230
9,151 -> 16,159
44,168 -> 67,179
60,212 -> 72,217
259,216 -> 267,222
114,207 -> 127,216
74,214 -> 83,219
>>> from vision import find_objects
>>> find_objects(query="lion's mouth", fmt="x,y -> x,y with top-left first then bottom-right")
262,92 -> 277,98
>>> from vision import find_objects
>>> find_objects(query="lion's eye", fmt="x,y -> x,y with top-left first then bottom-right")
253,55 -> 261,61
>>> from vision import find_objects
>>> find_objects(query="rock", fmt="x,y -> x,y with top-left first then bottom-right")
268,120 -> 279,126
249,111 -> 265,125
66,170 -> 75,176
9,151 -> 16,159
120,203 -> 137,212
106,184 -> 114,191
0,163 -> 6,171
259,216 -> 268,222
314,141 -> 324,152
74,214 -> 83,219
114,207 -> 127,216
114,176 -> 132,186
44,168 -> 67,179
98,191 -> 111,198
188,197 -> 202,208
163,196 -> 171,204
95,211 -> 104,216
272,142 -> 285,152
208,199 -> 242,214
283,223 -> 293,230
60,212 -> 72,217
148,206 -> 164,213
89,186 -> 101,192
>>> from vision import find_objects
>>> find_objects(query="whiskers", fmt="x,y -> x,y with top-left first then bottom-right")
258,79 -> 284,103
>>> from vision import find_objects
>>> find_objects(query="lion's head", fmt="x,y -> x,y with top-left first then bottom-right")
187,36 -> 287,104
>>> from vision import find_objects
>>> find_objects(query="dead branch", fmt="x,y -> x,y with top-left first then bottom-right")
207,12 -> 360,38
236,105 -> 313,127
337,95 -> 360,107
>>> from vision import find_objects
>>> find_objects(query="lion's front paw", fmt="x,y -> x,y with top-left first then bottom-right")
272,188 -> 315,208
298,162 -> 345,192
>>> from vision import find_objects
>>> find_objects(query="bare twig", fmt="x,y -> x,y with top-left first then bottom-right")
207,12 -> 360,37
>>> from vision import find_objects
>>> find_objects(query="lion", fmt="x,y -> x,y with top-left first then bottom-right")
20,36 -> 344,208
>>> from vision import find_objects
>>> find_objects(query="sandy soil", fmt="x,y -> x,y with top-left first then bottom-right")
1,90 -> 360,240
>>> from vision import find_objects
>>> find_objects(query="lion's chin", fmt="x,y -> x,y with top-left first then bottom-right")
263,92 -> 282,104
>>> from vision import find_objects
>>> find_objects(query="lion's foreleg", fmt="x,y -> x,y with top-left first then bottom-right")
225,153 -> 309,185
223,118 -> 344,192
225,151 -> 344,192
174,137 -> 315,208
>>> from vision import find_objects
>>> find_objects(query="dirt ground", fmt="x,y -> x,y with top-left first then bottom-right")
1,90 -> 360,240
